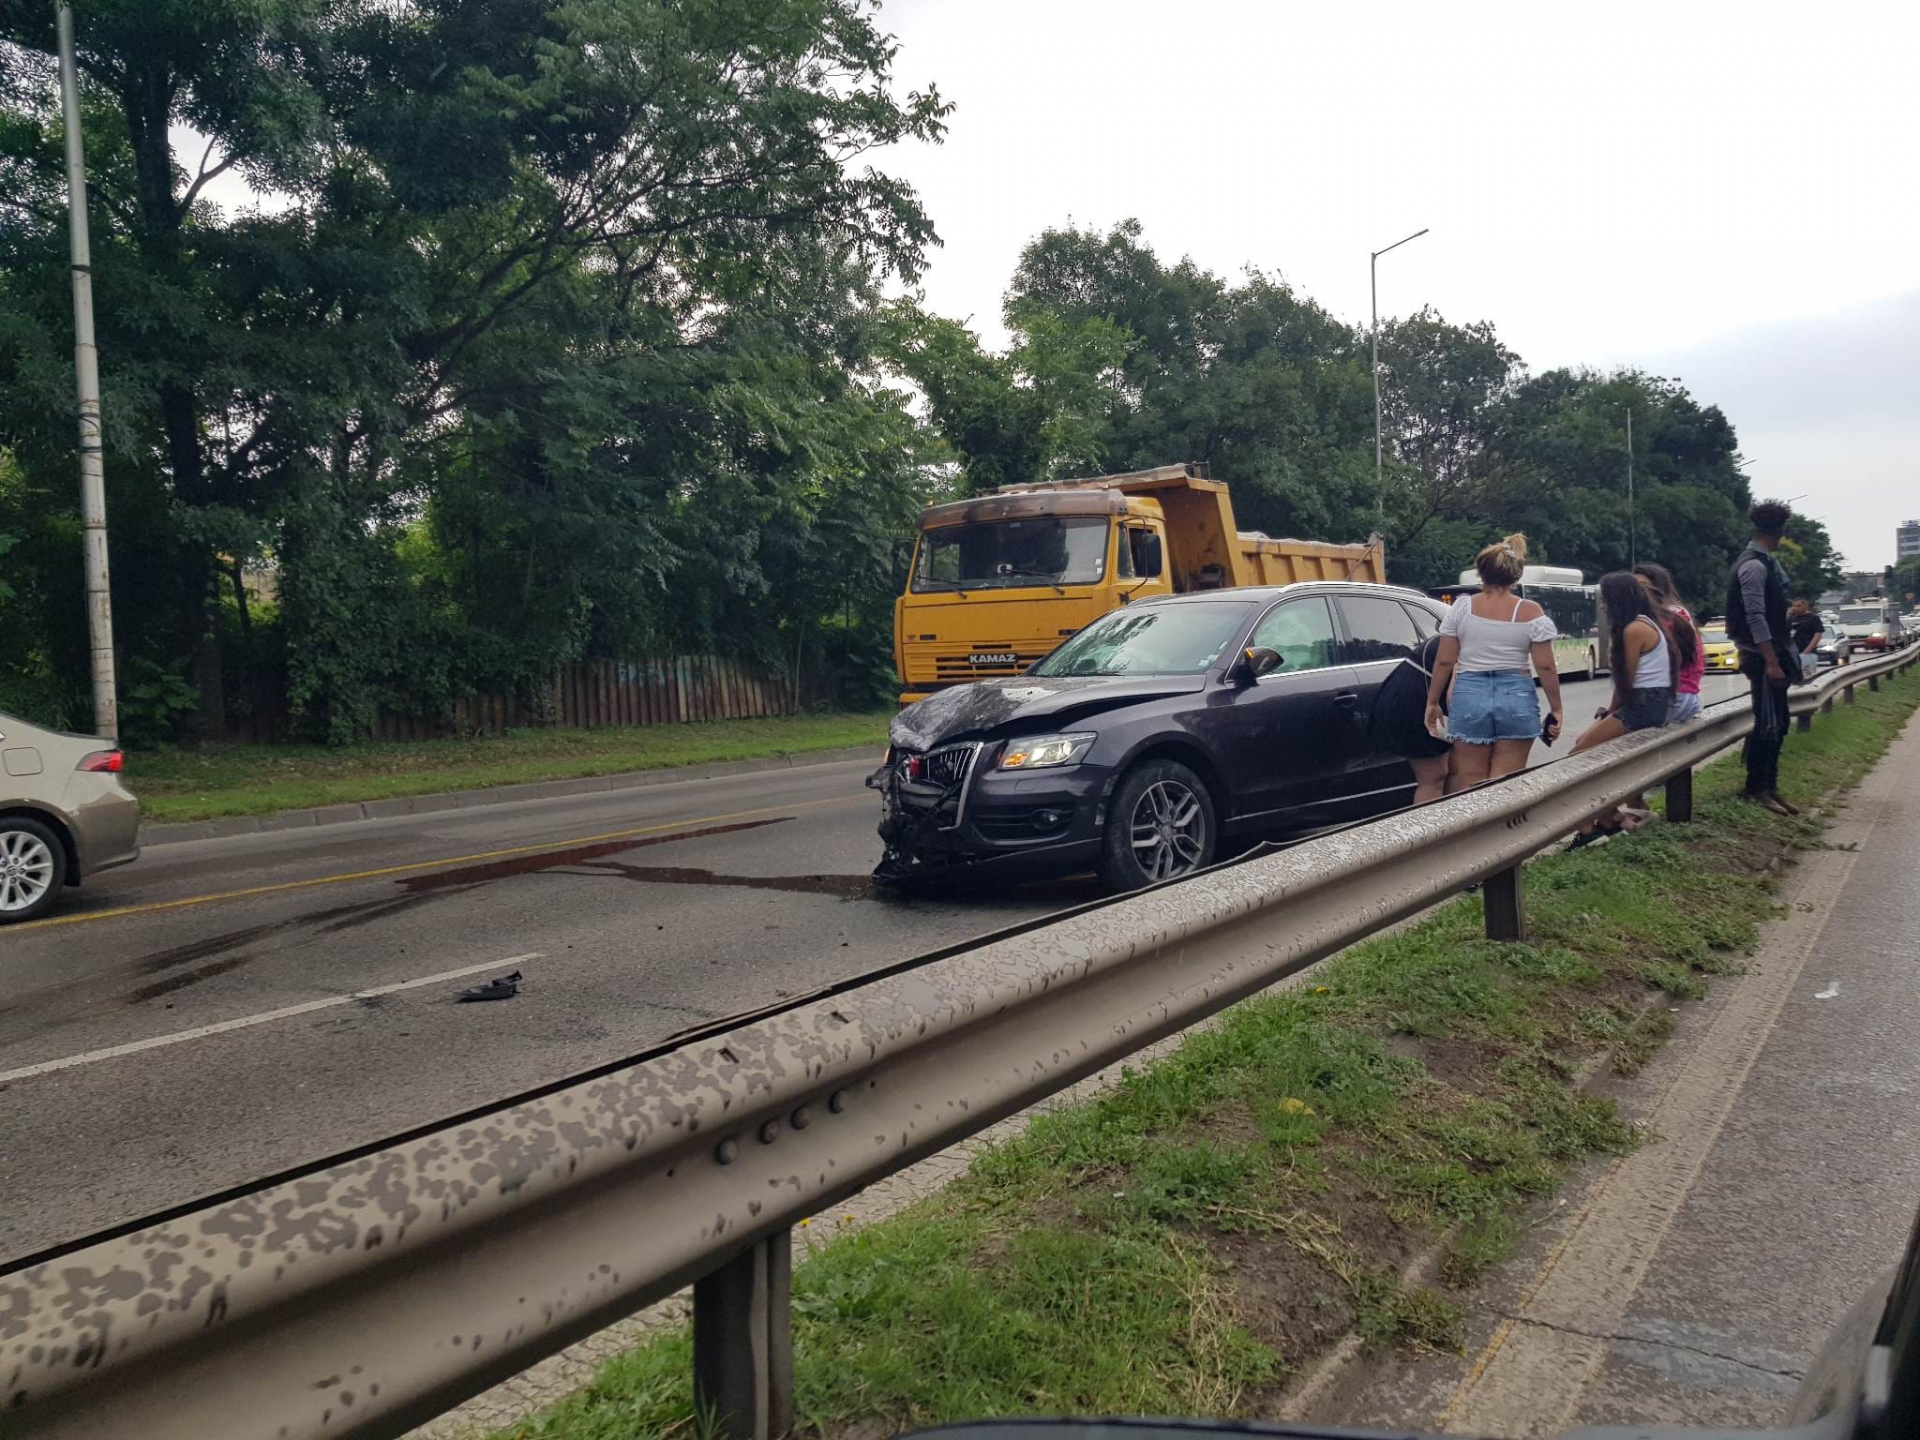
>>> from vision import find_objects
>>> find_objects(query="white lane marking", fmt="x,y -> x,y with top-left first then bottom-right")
0,953 -> 543,1084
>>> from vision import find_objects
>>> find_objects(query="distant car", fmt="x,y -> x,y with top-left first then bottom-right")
871,583 -> 1448,892
1816,630 -> 1852,667
1833,601 -> 1906,654
1696,625 -> 1741,673
0,711 -> 139,922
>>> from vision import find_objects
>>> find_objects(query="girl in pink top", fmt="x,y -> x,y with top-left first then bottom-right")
1634,563 -> 1703,721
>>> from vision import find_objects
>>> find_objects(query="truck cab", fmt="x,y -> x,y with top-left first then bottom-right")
1834,598 -> 1907,653
893,464 -> 1381,704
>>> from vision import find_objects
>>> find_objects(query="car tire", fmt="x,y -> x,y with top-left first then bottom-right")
0,815 -> 65,923
1098,759 -> 1218,892
1587,645 -> 1597,678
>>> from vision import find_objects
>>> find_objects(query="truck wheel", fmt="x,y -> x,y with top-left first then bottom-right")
1587,645 -> 1598,677
1099,760 -> 1218,892
0,816 -> 64,923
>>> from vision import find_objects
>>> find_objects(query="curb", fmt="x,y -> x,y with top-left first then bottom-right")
139,744 -> 882,848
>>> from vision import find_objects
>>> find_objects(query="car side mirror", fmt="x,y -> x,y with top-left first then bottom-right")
1237,647 -> 1284,682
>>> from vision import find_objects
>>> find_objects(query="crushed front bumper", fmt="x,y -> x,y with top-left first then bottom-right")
867,746 -> 1109,885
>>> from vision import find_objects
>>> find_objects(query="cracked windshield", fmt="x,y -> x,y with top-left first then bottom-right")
3,2 -> 1918,1439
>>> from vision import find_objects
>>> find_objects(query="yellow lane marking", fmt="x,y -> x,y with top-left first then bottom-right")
8,797 -> 863,934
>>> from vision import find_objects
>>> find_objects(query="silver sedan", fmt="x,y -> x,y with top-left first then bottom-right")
0,711 -> 139,922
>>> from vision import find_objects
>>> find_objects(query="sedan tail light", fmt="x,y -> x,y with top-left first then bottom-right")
79,750 -> 124,773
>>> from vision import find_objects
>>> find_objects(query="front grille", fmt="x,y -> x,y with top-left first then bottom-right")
922,744 -> 979,786
890,742 -> 984,832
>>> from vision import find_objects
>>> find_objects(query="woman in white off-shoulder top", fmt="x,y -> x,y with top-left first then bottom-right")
1424,534 -> 1565,789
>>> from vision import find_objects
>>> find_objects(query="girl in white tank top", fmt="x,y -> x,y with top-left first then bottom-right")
1569,571 -> 1677,844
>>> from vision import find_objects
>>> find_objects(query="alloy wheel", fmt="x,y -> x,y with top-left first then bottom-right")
1128,779 -> 1206,882
0,829 -> 56,914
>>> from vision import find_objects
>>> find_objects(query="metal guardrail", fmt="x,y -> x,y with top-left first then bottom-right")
3,646 -> 1914,1440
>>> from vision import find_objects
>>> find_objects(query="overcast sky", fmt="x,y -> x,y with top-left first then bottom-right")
872,0 -> 1917,569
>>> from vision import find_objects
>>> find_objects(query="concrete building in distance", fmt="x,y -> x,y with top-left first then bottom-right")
1898,519 -> 1920,561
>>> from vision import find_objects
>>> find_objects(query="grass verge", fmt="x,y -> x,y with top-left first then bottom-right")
128,712 -> 891,823
490,672 -> 1920,1440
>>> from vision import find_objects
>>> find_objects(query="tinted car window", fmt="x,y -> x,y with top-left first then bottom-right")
1032,602 -> 1249,677
1402,602 -> 1440,640
1336,596 -> 1422,664
1249,597 -> 1337,674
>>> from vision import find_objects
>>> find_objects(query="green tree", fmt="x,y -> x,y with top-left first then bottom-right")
1775,515 -> 1847,602
1002,219 -> 1378,543
1372,308 -> 1524,579
1,0 -> 948,739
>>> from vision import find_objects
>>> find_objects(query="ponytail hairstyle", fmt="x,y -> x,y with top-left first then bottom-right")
1474,532 -> 1528,587
1601,570 -> 1678,688
1632,561 -> 1698,671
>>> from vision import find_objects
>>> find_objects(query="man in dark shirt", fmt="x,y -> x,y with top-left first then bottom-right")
1724,499 -> 1795,814
1788,599 -> 1824,677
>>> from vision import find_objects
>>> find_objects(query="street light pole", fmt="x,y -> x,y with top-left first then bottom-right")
1625,408 -> 1635,570
55,1 -> 118,739
1371,227 -> 1428,524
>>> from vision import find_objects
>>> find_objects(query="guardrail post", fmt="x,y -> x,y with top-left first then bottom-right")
1483,864 -> 1525,942
1844,684 -> 1856,704
1871,674 -> 1881,692
1666,766 -> 1694,823
693,1228 -> 794,1440
1796,710 -> 1812,733
1821,695 -> 1835,715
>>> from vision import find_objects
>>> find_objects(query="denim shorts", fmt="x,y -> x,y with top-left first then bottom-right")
1448,670 -> 1540,744
1667,691 -> 1702,724
1619,686 -> 1673,731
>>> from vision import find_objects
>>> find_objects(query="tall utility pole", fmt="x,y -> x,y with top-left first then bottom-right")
1625,408 -> 1635,570
1371,227 -> 1428,522
56,2 -> 118,738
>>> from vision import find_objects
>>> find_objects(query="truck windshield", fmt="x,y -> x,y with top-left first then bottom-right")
1033,602 -> 1249,677
1838,607 -> 1884,625
912,517 -> 1109,591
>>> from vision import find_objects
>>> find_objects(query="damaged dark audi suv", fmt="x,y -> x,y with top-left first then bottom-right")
870,582 -> 1449,892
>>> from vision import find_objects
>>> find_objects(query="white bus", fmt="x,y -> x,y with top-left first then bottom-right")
1434,564 -> 1608,678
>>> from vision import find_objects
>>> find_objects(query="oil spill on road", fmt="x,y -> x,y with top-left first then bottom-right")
124,955 -> 255,1004
133,923 -> 282,973
313,888 -> 441,935
395,816 -> 793,892
12,814 -> 805,1024
580,860 -> 873,900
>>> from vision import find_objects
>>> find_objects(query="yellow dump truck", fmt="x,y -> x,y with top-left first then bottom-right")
893,463 -> 1384,703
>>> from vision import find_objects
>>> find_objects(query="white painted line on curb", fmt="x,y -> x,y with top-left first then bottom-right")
0,953 -> 544,1084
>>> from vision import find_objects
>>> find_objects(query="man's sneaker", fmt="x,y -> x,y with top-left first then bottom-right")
1766,791 -> 1801,815
1742,790 -> 1794,816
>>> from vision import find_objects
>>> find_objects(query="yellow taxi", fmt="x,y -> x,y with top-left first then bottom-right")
1698,624 -> 1741,672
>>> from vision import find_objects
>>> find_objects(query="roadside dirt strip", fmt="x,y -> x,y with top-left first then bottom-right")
1304,716 -> 1920,1436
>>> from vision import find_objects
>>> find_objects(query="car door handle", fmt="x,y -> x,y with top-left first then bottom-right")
1332,692 -> 1358,707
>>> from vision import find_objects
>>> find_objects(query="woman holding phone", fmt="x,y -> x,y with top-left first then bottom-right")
1424,533 -> 1565,790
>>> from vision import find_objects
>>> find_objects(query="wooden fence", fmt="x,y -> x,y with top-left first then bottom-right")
371,655 -> 792,741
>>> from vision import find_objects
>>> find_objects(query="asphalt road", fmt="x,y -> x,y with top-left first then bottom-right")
0,671 -> 1746,1261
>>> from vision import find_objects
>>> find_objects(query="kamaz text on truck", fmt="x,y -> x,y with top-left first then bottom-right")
892,463 -> 1383,705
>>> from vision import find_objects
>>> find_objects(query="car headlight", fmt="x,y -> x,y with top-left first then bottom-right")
998,733 -> 1095,770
